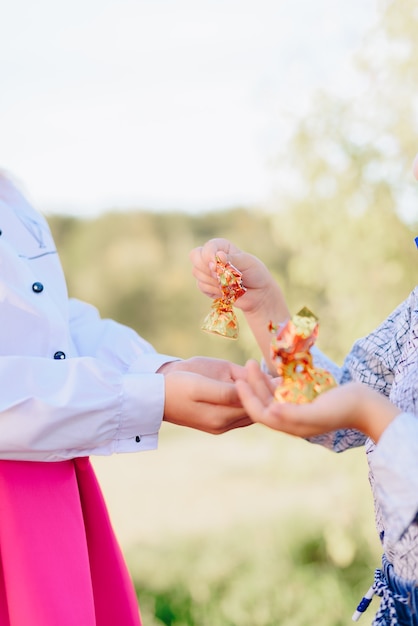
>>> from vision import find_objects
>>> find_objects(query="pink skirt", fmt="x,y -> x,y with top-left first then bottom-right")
0,457 -> 142,626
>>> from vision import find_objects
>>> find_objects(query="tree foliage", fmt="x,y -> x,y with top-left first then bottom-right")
48,195 -> 415,367
47,0 -> 418,368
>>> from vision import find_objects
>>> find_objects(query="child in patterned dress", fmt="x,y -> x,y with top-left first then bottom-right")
190,154 -> 418,625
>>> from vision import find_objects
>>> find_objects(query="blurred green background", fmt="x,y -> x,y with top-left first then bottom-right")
47,1 -> 418,623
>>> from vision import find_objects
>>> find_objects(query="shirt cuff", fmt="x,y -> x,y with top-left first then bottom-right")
128,353 -> 180,374
113,433 -> 159,454
118,371 -> 166,441
370,412 -> 418,541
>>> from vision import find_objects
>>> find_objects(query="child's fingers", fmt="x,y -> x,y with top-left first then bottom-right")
235,360 -> 278,424
229,362 -> 251,382
190,242 -> 228,268
196,279 -> 222,299
235,379 -> 270,423
190,263 -> 221,297
245,360 -> 276,403
190,248 -> 222,296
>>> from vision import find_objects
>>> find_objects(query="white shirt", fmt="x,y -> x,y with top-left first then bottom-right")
0,173 -> 176,461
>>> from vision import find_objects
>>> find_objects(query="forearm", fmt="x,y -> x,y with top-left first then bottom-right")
351,384 -> 401,443
244,280 -> 290,374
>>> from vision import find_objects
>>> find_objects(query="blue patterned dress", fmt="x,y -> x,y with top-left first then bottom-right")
311,287 -> 418,624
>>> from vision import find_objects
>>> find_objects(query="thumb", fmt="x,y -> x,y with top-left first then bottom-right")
223,251 -> 261,282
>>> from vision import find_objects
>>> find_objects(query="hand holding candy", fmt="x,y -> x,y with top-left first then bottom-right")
271,307 -> 337,403
201,256 -> 247,339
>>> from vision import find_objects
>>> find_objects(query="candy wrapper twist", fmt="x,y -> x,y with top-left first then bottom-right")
270,307 -> 337,404
201,256 -> 247,339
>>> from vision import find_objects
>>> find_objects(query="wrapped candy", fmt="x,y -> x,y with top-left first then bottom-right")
201,256 -> 247,339
270,307 -> 337,404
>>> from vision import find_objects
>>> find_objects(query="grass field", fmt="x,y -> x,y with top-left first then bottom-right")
92,423 -> 381,625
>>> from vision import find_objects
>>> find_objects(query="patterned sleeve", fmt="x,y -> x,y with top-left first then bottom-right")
341,294 -> 411,394
308,294 -> 412,453
307,346 -> 367,453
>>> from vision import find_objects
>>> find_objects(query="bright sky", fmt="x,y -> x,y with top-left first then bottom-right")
1,0 -> 379,216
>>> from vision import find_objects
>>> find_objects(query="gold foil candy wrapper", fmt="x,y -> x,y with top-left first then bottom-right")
271,307 -> 337,404
201,257 -> 246,339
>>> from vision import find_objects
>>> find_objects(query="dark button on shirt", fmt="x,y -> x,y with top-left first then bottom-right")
32,282 -> 44,293
53,351 -> 66,360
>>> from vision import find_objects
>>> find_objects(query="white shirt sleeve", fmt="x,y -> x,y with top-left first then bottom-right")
370,412 -> 418,542
0,299 -> 180,461
0,351 -> 173,461
69,297 -> 179,376
0,172 -> 180,461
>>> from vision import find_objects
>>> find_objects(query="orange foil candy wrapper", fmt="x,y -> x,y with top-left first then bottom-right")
201,256 -> 247,339
271,307 -> 337,404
